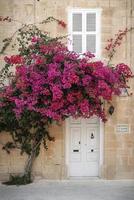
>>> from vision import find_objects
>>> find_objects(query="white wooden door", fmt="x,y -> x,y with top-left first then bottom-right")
68,117 -> 100,177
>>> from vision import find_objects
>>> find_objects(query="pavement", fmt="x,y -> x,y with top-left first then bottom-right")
0,179 -> 134,200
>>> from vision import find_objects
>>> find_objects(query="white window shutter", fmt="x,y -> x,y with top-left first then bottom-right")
72,35 -> 82,53
86,13 -> 96,32
73,13 -> 82,32
69,9 -> 101,56
86,35 -> 96,53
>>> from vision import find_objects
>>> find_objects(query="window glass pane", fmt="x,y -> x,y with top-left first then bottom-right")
86,34 -> 96,53
73,13 -> 82,32
86,13 -> 96,31
73,35 -> 82,53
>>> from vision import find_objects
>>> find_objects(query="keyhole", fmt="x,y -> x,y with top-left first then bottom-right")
79,141 -> 81,144
91,133 -> 94,139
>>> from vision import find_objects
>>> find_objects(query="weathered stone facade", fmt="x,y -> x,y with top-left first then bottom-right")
0,0 -> 134,180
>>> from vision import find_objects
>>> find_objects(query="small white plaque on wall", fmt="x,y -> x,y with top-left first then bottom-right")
116,124 -> 130,134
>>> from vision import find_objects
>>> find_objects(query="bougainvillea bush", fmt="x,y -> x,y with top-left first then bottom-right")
0,18 -> 133,184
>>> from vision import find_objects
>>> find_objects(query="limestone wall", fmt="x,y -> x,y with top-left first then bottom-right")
0,0 -> 134,180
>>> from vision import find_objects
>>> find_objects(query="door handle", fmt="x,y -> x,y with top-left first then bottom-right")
90,149 -> 98,152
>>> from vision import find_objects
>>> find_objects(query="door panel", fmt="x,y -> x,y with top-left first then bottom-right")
86,152 -> 99,162
70,127 -> 81,162
86,128 -> 99,149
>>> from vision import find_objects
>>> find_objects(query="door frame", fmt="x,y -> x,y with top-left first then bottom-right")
65,117 -> 104,178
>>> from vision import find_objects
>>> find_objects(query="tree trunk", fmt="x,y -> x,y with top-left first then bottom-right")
23,149 -> 36,182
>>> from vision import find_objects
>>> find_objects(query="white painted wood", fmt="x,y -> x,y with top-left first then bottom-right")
66,9 -> 103,177
66,117 -> 100,177
68,8 -> 102,57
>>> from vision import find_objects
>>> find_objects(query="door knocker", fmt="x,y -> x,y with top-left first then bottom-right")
91,133 -> 94,139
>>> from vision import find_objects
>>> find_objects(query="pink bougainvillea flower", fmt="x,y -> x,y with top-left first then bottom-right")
1,35 -> 133,122
4,55 -> 23,64
57,20 -> 67,28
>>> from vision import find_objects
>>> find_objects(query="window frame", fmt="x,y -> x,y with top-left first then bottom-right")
68,8 -> 102,58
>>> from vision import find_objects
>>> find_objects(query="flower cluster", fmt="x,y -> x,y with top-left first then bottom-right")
0,35 -> 133,123
4,55 -> 24,65
57,20 -> 67,28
